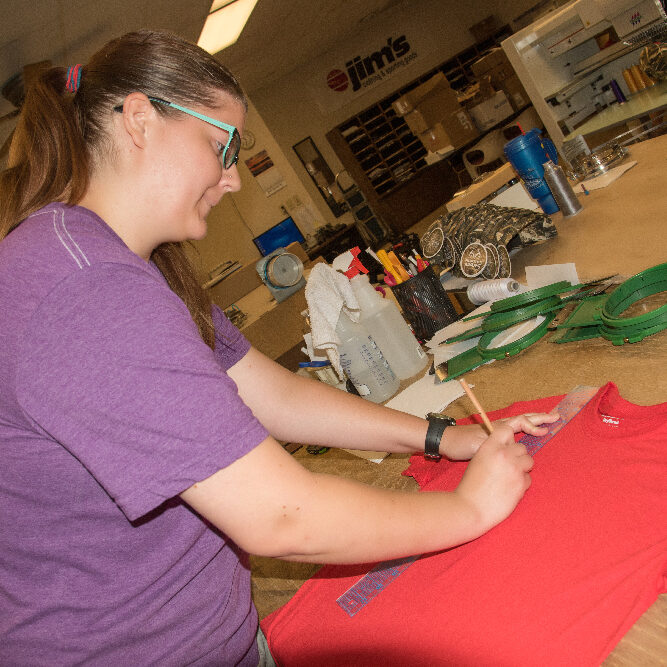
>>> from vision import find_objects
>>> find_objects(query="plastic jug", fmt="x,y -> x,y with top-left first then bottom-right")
503,128 -> 559,214
336,312 -> 399,403
350,275 -> 428,379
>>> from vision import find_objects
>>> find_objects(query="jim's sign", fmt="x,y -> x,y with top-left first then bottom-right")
309,34 -> 421,112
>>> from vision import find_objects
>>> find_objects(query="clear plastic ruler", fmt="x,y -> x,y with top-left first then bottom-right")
519,385 -> 599,455
336,385 -> 600,617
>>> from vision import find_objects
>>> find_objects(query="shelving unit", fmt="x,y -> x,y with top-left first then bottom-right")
340,181 -> 391,249
339,104 -> 428,196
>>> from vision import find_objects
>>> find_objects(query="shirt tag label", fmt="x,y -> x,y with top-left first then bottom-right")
600,413 -> 621,427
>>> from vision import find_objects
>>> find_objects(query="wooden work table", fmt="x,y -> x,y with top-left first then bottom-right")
250,133 -> 667,664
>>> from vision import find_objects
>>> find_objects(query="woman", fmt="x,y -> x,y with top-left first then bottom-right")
0,30 -> 556,665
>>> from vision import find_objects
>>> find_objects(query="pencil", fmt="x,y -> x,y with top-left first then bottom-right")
458,378 -> 494,434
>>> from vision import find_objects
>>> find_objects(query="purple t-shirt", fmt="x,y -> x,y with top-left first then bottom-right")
0,203 -> 269,665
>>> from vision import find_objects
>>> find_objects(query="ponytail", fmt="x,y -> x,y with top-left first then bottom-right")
0,66 -> 88,239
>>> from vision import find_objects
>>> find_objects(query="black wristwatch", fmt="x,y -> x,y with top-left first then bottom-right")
424,413 -> 457,462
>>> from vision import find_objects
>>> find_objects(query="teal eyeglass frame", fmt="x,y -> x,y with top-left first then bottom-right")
113,96 -> 241,169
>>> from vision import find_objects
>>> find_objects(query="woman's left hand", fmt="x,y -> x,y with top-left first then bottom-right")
440,412 -> 560,461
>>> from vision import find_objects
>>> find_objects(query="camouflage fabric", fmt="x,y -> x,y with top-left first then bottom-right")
420,203 -> 556,278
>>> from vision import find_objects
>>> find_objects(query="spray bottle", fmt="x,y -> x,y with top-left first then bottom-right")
350,274 -> 428,379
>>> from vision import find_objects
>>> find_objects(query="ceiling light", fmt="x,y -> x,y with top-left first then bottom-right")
197,0 -> 259,54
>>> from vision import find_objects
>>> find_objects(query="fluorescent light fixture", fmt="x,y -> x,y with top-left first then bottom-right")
197,0 -> 259,54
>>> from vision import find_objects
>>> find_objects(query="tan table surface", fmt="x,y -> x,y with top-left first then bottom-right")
251,133 -> 667,664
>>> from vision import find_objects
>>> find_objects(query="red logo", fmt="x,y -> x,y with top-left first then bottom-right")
327,69 -> 349,92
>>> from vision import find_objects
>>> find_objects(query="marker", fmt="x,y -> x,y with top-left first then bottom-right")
387,251 -> 411,281
377,250 -> 403,284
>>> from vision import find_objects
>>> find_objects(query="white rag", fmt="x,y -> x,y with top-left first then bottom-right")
305,263 -> 359,378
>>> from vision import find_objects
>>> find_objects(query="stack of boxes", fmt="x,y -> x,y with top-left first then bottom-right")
392,50 -> 532,155
391,73 -> 479,155
467,48 -> 529,131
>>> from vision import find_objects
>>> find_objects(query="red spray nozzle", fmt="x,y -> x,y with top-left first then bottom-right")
343,246 -> 369,278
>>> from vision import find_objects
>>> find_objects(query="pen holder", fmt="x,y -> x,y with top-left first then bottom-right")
391,266 -> 459,342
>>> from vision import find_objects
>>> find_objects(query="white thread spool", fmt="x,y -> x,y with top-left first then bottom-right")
467,278 -> 521,305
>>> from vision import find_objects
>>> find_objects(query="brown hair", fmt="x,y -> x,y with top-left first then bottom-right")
0,30 -> 247,348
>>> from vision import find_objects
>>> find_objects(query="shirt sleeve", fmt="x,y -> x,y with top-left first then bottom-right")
16,263 -> 269,521
210,304 -> 252,370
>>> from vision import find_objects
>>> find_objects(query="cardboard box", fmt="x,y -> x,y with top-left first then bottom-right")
464,75 -> 496,108
401,81 -> 461,134
468,90 -> 514,132
469,15 -> 500,43
471,48 -> 511,78
391,72 -> 447,116
419,123 -> 454,154
486,62 -> 516,86
457,82 -> 481,106
419,109 -> 478,153
403,109 -> 430,135
417,81 -> 461,117
498,74 -> 529,111
444,108 -> 479,147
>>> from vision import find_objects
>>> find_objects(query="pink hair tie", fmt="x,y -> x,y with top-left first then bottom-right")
65,64 -> 83,93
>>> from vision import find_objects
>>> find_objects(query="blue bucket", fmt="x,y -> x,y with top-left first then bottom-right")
504,129 -> 559,214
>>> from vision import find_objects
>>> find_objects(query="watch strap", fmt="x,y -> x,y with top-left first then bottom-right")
424,414 -> 456,461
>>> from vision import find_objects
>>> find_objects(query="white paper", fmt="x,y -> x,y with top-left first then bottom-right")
525,263 -> 579,289
431,316 -> 546,378
574,161 -> 637,192
484,316 -> 545,349
426,303 -> 491,350
384,367 -> 467,417
489,181 -> 540,211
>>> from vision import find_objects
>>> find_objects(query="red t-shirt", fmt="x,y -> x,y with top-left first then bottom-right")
262,383 -> 667,666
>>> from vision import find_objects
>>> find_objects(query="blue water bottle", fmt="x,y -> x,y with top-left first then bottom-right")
504,128 -> 559,214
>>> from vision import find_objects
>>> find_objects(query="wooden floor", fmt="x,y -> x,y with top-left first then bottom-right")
251,134 -> 667,664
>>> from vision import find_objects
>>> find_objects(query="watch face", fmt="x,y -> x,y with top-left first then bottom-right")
240,130 -> 255,150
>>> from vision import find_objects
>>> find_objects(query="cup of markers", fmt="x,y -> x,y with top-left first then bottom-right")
375,249 -> 459,342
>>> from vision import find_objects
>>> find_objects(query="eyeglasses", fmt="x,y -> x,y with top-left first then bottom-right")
113,97 -> 241,170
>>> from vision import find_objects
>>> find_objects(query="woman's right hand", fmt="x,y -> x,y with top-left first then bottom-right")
454,424 -> 533,531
